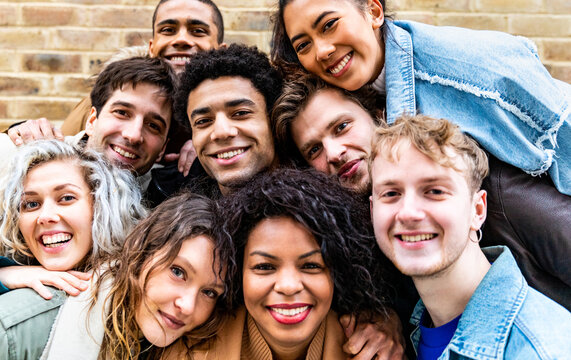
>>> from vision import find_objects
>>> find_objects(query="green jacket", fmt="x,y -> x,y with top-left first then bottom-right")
0,288 -> 65,360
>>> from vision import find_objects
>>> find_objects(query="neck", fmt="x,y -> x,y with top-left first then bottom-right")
413,243 -> 491,327
269,343 -> 309,360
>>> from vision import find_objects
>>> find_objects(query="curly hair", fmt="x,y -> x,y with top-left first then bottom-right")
151,0 -> 224,44
95,191 -> 236,360
174,44 -> 283,135
272,73 -> 384,166
0,140 -> 147,270
369,113 -> 489,192
90,56 -> 181,140
270,0 -> 391,77
219,167 -> 391,319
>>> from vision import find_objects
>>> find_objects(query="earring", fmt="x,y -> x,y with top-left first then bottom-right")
470,228 -> 483,243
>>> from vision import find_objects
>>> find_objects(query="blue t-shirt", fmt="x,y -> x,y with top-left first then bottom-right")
417,311 -> 461,360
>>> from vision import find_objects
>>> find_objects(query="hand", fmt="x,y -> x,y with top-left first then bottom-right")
7,118 -> 63,146
0,266 -> 91,300
341,310 -> 405,360
162,139 -> 197,177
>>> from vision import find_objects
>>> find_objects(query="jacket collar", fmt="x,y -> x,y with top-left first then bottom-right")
410,246 -> 528,359
383,20 -> 416,124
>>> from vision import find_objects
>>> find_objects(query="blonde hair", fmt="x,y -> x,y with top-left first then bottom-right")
369,114 -> 489,192
0,140 -> 147,269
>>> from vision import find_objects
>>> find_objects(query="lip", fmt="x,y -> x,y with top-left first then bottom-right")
327,51 -> 353,78
337,159 -> 361,179
394,231 -> 438,249
159,310 -> 186,330
267,303 -> 312,325
37,231 -> 73,254
109,144 -> 140,164
209,146 -> 249,165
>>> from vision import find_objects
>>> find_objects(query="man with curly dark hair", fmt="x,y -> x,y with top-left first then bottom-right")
174,44 -> 283,196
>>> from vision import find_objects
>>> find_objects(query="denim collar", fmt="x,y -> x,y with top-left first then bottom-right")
383,20 -> 416,124
410,246 -> 528,359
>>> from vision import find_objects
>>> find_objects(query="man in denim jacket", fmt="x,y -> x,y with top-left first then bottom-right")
369,114 -> 571,359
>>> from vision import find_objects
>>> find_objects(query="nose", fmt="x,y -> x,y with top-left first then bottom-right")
315,39 -> 335,61
121,117 -> 144,144
174,291 -> 197,316
323,138 -> 346,166
395,193 -> 425,223
172,29 -> 195,49
273,267 -> 304,296
210,114 -> 238,141
37,201 -> 60,224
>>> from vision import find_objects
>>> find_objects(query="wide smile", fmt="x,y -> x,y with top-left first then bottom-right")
327,52 -> 353,77
40,232 -> 72,248
111,145 -> 139,160
396,233 -> 437,243
267,303 -> 312,325
209,147 -> 249,164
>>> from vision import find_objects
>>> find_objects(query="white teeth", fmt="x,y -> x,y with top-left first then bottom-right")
271,306 -> 309,316
112,146 -> 137,159
329,53 -> 352,75
217,148 -> 245,159
400,234 -> 436,242
171,56 -> 190,62
42,233 -> 72,246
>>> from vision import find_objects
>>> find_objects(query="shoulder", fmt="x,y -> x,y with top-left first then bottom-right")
507,287 -> 571,358
0,288 -> 65,359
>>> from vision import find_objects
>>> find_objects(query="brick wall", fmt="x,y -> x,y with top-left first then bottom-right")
1,0 -> 569,131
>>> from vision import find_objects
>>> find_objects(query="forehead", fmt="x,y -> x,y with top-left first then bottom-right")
154,0 -> 216,27
25,160 -> 87,189
187,76 -> 267,114
105,83 -> 172,118
247,217 -> 319,249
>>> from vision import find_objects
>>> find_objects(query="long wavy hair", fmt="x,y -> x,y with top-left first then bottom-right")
95,192 -> 236,360
0,140 -> 147,270
219,167 -> 392,320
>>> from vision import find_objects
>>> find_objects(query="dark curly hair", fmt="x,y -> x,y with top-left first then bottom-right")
90,56 -> 181,141
174,44 -> 283,135
219,167 -> 391,319
95,191 -> 236,360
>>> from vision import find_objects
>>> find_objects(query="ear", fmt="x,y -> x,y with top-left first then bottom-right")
470,190 -> 487,231
155,138 -> 169,163
369,195 -> 374,220
218,42 -> 228,49
368,0 -> 385,29
148,38 -> 155,57
85,107 -> 98,136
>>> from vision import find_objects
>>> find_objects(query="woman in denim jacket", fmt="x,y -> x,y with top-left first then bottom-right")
271,0 -> 571,309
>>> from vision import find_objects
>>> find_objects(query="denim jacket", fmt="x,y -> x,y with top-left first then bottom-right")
409,246 -> 571,359
384,20 -> 571,195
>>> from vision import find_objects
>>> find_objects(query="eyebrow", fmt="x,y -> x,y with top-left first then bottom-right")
23,183 -> 83,196
290,11 -> 336,44
190,98 -> 256,120
298,114 -> 346,155
175,255 -> 197,275
376,176 -> 454,188
187,19 -> 210,28
248,249 -> 322,260
156,19 -> 178,28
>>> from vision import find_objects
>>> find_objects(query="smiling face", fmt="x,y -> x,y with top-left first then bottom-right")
85,83 -> 171,176
149,0 -> 221,73
136,235 -> 224,347
242,216 -> 333,355
291,89 -> 376,194
283,0 -> 385,91
18,160 -> 93,271
188,76 -> 276,194
370,140 -> 486,278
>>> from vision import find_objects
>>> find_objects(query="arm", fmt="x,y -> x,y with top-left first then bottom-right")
0,265 -> 91,300
341,309 -> 406,360
162,139 -> 197,177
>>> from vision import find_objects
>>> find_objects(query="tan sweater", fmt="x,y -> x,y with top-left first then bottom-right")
193,307 -> 347,360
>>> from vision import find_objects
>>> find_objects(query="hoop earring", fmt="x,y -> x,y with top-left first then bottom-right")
470,228 -> 482,243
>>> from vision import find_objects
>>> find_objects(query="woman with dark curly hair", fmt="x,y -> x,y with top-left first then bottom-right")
192,168 -> 394,359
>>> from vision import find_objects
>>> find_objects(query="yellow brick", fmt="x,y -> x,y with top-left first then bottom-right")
405,0 -> 470,12
0,4 -> 18,26
436,14 -> 508,31
22,5 -> 81,26
89,7 -> 153,28
53,75 -> 92,97
509,15 -> 571,37
474,0 -> 542,13
53,29 -> 120,51
0,29 -> 47,50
